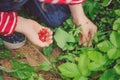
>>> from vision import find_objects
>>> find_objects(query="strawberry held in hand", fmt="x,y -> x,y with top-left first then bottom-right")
38,28 -> 47,42
38,28 -> 53,44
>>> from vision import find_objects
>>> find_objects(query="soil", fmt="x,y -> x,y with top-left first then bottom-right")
0,41 -> 62,80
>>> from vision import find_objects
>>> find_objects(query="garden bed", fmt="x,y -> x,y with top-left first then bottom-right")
0,41 -> 62,80
1,0 -> 120,80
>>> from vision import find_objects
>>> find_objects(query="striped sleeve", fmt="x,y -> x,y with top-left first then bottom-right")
0,12 -> 18,36
38,0 -> 86,4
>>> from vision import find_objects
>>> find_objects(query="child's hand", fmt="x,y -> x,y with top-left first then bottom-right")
69,4 -> 97,46
15,16 -> 53,47
76,16 -> 97,46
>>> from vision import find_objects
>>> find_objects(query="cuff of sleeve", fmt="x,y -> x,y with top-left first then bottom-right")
69,0 -> 86,5
38,0 -> 86,4
0,12 -> 18,36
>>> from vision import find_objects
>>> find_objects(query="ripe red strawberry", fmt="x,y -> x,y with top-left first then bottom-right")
38,28 -> 47,42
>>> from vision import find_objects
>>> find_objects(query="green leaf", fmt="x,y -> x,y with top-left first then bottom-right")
16,52 -> 24,59
0,72 -> 2,75
107,48 -> 120,59
83,0 -> 99,20
28,73 -> 37,80
115,10 -> 120,16
78,54 -> 90,76
113,18 -> 120,31
54,28 -> 75,50
100,69 -> 119,80
97,40 -> 113,52
74,76 -> 88,80
58,54 -> 75,62
39,61 -> 52,71
49,56 -> 57,63
73,27 -> 82,36
116,59 -> 120,64
0,50 -> 12,59
87,51 -> 107,65
110,31 -> 120,48
0,72 -> 3,80
11,60 -> 36,72
11,60 -> 36,79
38,77 -> 44,80
43,44 -> 53,56
87,50 -> 108,70
114,64 -> 120,75
0,66 -> 18,73
63,44 -> 74,50
58,62 -> 80,78
101,0 -> 112,7
0,39 -> 4,47
88,62 -> 103,71
66,18 -> 74,27
0,76 -> 3,80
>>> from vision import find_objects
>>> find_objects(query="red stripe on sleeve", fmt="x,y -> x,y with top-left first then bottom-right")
0,12 -> 18,36
69,0 -> 86,4
0,12 -> 8,33
38,0 -> 86,4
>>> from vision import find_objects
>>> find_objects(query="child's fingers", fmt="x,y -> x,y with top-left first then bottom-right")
46,36 -> 52,42
79,34 -> 83,45
47,39 -> 53,44
79,31 -> 90,45
48,36 -> 52,40
47,28 -> 53,35
88,26 -> 97,43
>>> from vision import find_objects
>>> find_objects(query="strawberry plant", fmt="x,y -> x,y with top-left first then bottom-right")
51,1 -> 120,80
1,0 -> 120,80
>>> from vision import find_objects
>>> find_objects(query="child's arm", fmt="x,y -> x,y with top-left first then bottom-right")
0,12 -> 53,47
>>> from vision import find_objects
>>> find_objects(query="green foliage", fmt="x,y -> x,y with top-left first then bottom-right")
58,54 -> 76,62
39,61 -> 52,71
0,76 -> 3,80
0,39 -> 12,59
101,0 -> 112,7
73,76 -> 88,80
115,9 -> 120,16
110,31 -> 120,47
78,54 -> 90,76
38,76 -> 44,80
107,47 -> 120,59
0,72 -> 3,80
0,39 -> 4,47
83,0 -> 100,20
43,44 -> 53,56
54,28 -> 75,50
87,50 -> 107,66
100,69 -> 119,80
11,60 -> 37,79
56,1 -> 120,79
58,62 -> 81,78
113,18 -> 120,31
16,52 -> 24,59
0,50 -> 12,59
114,64 -> 120,75
0,66 -> 18,73
97,40 -> 113,52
